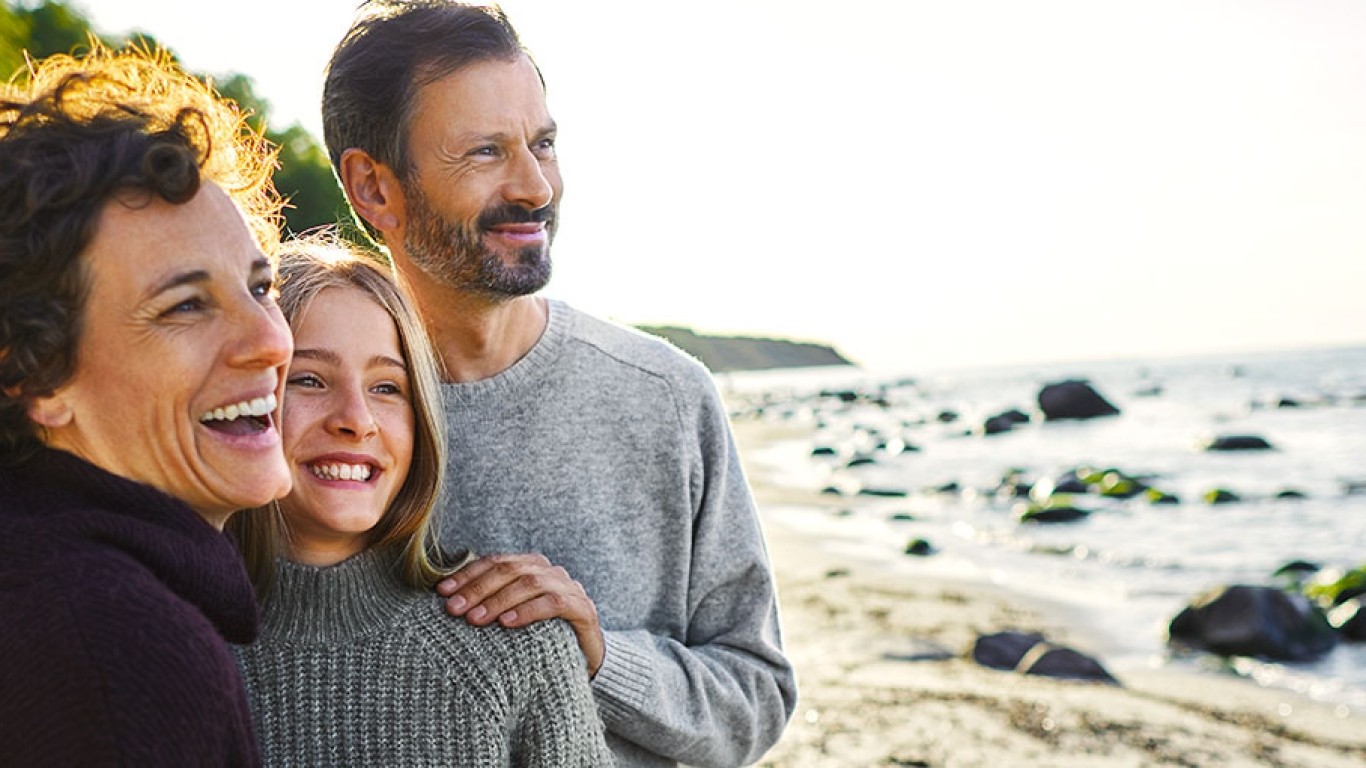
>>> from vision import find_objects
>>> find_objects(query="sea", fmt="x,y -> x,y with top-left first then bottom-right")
718,343 -> 1366,716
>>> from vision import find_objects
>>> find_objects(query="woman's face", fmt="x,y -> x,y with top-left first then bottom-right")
32,184 -> 293,527
276,285 -> 415,566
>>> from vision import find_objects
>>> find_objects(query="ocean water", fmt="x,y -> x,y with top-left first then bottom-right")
720,344 -> 1366,715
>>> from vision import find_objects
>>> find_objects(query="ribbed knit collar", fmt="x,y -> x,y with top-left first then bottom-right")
441,298 -> 571,408
258,547 -> 421,643
3,446 -> 259,643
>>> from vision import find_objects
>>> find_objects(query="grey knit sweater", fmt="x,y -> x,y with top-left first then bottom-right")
438,300 -> 797,767
233,548 -> 613,767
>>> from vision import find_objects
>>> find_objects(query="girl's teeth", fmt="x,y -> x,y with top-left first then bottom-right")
310,463 -> 372,482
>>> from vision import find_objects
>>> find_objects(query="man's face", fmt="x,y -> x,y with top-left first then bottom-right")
399,55 -> 562,299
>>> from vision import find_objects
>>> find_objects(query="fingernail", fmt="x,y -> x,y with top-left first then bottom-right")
469,606 -> 487,621
448,596 -> 467,614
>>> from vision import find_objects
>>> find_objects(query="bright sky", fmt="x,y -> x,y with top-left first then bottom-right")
73,0 -> 1366,373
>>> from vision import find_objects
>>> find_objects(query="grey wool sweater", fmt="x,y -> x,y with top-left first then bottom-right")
233,548 -> 613,767
438,300 -> 797,767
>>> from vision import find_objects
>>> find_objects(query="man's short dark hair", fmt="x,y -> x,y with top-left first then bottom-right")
322,1 -> 528,186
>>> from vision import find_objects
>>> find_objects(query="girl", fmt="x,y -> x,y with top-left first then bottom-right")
230,234 -> 612,766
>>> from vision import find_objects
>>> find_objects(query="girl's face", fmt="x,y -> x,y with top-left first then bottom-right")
276,286 -> 414,566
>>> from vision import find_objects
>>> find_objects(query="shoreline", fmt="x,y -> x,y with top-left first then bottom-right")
738,418 -> 1366,767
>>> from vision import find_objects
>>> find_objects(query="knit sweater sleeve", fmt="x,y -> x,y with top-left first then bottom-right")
511,620 -> 616,767
589,366 -> 798,767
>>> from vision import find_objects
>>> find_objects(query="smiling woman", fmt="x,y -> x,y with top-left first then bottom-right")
0,44 -> 290,765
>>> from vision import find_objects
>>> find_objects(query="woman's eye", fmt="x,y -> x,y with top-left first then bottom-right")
372,382 -> 404,396
287,374 -> 323,389
251,278 -> 277,301
161,297 -> 205,317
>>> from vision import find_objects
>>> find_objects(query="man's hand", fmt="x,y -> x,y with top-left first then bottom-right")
437,553 -> 605,676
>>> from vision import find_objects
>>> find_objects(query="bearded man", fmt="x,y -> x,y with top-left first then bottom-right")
321,3 -> 797,767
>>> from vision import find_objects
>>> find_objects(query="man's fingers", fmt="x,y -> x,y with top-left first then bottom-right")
464,569 -> 575,625
440,553 -> 551,617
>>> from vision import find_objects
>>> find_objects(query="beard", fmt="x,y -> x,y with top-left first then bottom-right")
401,183 -> 555,300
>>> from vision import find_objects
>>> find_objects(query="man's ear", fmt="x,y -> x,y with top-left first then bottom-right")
27,392 -> 72,430
338,148 -> 406,235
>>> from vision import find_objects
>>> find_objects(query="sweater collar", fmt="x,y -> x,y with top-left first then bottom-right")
258,547 -> 419,642
441,298 -> 570,407
13,447 -> 259,643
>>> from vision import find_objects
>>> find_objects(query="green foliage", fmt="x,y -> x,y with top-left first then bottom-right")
212,73 -> 348,235
1305,566 -> 1366,607
1,0 -> 93,79
270,123 -> 348,235
2,0 -> 348,235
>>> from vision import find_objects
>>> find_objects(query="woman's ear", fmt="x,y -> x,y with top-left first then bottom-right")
338,148 -> 406,236
27,392 -> 72,429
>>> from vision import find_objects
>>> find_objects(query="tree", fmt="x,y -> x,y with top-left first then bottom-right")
214,73 -> 349,235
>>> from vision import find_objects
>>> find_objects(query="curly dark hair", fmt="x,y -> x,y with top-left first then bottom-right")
0,44 -> 284,463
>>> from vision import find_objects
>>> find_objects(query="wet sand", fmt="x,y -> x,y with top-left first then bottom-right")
739,419 -> 1366,768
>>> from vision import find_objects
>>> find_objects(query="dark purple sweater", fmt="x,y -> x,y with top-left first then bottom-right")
0,447 -> 262,766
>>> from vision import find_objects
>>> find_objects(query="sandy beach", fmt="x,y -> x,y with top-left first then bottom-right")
737,419 -> 1366,768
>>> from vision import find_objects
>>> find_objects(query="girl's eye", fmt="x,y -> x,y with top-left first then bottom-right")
287,373 -> 323,389
372,382 -> 404,396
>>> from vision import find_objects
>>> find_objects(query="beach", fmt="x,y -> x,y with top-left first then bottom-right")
738,418 -> 1366,768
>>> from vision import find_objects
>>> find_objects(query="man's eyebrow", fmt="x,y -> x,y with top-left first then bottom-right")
465,121 -> 558,144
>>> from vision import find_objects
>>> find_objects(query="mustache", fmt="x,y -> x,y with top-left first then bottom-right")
478,203 -> 555,229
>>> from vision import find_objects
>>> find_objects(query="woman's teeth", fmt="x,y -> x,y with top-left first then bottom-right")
310,463 -> 373,482
199,394 -> 277,423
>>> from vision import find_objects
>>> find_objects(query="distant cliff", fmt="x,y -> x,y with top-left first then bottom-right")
637,326 -> 855,373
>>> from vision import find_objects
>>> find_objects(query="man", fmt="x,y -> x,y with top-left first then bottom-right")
321,3 -> 796,766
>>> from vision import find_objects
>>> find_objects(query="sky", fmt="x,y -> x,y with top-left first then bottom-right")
70,0 -> 1366,373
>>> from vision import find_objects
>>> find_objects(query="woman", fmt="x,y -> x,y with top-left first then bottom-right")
0,46 -> 290,765
230,234 -> 613,766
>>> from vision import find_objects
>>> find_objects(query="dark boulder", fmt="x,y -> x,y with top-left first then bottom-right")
1168,584 -> 1338,662
1273,560 -> 1320,578
1037,380 -> 1121,421
983,409 -> 1031,435
971,631 -> 1045,670
858,487 -> 908,498
1018,504 -> 1091,524
1017,644 -> 1119,685
1202,434 -> 1274,452
1203,488 -> 1241,504
1145,488 -> 1180,505
1048,470 -> 1091,495
903,538 -> 934,556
